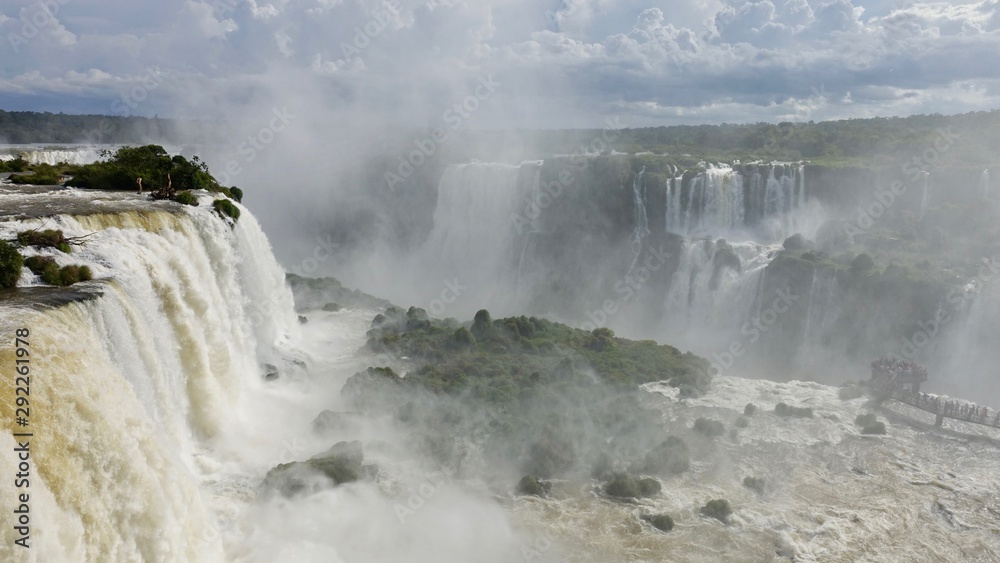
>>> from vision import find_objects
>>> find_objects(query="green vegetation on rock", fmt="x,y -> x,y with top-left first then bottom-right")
17,229 -> 71,253
604,473 -> 661,499
173,191 -> 198,206
643,513 -> 674,532
693,417 -> 725,438
262,441 -> 364,497
213,199 -> 241,222
700,499 -> 732,522
743,476 -> 766,494
365,307 -> 711,402
0,157 -> 28,173
9,163 -> 62,185
66,145 -> 227,193
23,256 -> 92,286
516,475 -> 550,497
0,241 -> 24,289
339,306 -> 708,481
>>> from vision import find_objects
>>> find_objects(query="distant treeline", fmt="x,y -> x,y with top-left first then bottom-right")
2,107 -> 999,167
497,110 -> 1000,167
612,110 -> 1000,166
0,109 -> 219,145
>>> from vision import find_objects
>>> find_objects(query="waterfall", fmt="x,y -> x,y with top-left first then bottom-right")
629,166 -> 648,271
415,162 -> 533,315
0,145 -> 117,166
919,172 -> 932,219
665,166 -> 683,233
982,169 -> 990,202
666,163 -> 806,240
0,195 -> 296,560
660,239 -> 777,350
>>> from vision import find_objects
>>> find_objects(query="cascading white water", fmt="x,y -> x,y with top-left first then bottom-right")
629,166 -> 649,271
415,162 -> 536,315
666,164 -> 807,241
920,172 -> 932,219
660,239 -> 778,353
0,145 -> 118,166
0,193 -> 296,561
981,169 -> 990,201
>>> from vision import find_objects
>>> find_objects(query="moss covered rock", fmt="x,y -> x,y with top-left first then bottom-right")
700,499 -> 732,522
516,475 -> 551,497
0,241 -> 24,288
693,417 -> 725,438
642,513 -> 674,532
604,473 -> 659,499
263,441 -> 364,496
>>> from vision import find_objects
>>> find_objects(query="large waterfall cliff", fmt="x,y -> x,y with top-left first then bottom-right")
0,191 -> 295,561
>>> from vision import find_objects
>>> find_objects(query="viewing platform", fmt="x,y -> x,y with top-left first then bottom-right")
871,357 -> 1000,429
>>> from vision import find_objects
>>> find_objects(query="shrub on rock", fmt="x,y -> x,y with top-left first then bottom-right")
642,513 -> 674,532
173,191 -> 198,206
262,441 -> 364,496
743,476 -> 766,493
700,499 -> 732,522
516,475 -> 550,497
694,417 -> 725,437
0,241 -> 24,288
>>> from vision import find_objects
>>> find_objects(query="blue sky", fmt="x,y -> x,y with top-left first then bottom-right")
1,0 -> 998,128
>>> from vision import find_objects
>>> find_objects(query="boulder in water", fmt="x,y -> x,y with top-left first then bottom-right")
262,363 -> 279,381
312,410 -> 364,435
516,475 -> 551,497
642,513 -> 674,532
263,440 -> 364,496
700,499 -> 732,522
782,233 -> 812,252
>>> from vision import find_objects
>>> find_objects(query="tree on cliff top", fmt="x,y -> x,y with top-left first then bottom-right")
65,145 -> 238,199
